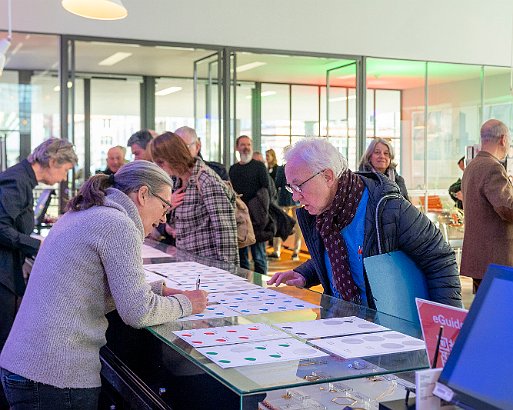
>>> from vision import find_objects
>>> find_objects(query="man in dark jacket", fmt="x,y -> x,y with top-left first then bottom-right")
230,136 -> 270,274
268,139 -> 462,310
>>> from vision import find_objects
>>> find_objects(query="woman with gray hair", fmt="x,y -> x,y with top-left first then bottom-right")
268,138 -> 461,310
0,160 -> 207,409
359,138 -> 409,200
0,138 -> 78,366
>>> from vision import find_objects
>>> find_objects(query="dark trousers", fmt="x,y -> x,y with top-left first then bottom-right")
472,278 -> 482,294
239,241 -> 268,275
0,284 -> 18,410
1,368 -> 100,410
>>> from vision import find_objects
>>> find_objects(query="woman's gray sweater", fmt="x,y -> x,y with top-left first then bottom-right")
0,188 -> 193,388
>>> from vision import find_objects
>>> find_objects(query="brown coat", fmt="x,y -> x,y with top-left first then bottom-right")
461,151 -> 513,279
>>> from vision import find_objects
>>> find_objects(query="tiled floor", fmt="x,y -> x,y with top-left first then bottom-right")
265,246 -> 474,310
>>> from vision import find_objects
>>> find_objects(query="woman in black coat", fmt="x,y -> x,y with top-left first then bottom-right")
0,138 -> 78,352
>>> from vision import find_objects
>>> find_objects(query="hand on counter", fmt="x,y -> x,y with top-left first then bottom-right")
267,270 -> 306,288
182,290 -> 209,314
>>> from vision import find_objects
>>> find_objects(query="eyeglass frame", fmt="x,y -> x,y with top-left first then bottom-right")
285,169 -> 325,194
151,191 -> 173,215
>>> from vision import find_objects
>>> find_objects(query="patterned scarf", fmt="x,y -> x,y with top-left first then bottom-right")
316,169 -> 365,303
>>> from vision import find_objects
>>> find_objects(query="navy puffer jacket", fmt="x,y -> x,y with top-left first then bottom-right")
294,172 -> 462,309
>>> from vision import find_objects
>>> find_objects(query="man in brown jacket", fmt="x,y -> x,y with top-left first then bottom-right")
461,119 -> 513,292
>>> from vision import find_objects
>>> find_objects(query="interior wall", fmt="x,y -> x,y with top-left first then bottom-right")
1,0 -> 512,67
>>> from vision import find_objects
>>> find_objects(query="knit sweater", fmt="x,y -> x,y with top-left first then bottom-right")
0,188 -> 193,388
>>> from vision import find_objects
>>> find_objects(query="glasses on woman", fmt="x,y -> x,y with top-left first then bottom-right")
151,192 -> 173,216
285,170 -> 325,194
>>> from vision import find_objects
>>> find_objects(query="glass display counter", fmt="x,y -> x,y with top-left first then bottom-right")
101,240 -> 429,409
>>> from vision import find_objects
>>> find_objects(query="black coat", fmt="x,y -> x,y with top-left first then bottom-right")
0,160 -> 41,296
294,172 -> 462,309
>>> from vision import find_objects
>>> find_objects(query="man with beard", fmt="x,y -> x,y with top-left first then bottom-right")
229,136 -> 270,274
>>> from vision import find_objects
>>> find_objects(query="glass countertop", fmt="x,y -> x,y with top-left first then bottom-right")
143,240 -> 429,396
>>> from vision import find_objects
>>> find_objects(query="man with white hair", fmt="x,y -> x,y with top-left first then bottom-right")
461,119 -> 513,292
230,135 -> 271,275
174,126 -> 229,181
268,138 -> 462,309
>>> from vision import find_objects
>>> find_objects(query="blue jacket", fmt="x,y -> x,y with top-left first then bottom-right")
294,172 -> 462,309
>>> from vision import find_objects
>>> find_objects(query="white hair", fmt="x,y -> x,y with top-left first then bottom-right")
175,126 -> 198,143
284,138 -> 347,178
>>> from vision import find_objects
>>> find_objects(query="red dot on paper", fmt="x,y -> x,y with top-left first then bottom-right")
239,336 -> 249,339
204,332 -> 215,335
227,330 -> 237,333
216,339 -> 227,342
192,341 -> 203,344
248,327 -> 258,331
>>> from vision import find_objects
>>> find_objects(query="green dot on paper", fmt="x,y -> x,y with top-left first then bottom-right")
219,360 -> 231,363
244,357 -> 257,361
255,346 -> 266,350
278,344 -> 290,347
206,351 -> 218,355
270,354 -> 281,358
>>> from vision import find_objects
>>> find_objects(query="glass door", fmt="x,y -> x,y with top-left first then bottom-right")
326,62 -> 357,169
194,52 -> 223,162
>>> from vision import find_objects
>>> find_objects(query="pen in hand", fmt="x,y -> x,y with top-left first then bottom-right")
196,275 -> 201,290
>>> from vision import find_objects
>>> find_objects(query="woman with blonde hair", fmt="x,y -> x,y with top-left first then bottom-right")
150,132 -> 238,264
265,148 -> 279,181
359,138 -> 409,200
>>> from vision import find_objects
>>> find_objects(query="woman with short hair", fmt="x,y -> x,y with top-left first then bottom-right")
150,132 -> 239,265
0,138 -> 78,353
0,160 -> 208,409
359,138 -> 409,200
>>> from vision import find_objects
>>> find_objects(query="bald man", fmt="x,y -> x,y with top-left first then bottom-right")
461,119 -> 513,292
100,146 -> 125,175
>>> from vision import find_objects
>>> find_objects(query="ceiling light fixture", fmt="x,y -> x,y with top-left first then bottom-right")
98,52 -> 132,66
61,0 -> 128,20
155,86 -> 183,96
236,62 -> 266,73
0,0 -> 12,76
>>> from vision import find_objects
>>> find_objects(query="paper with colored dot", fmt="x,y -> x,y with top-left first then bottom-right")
177,304 -> 241,321
310,331 -> 426,359
207,288 -> 293,304
172,281 -> 262,293
224,298 -> 319,315
196,337 -> 328,368
173,323 -> 286,347
144,269 -> 177,288
276,316 -> 389,340
143,262 -> 243,282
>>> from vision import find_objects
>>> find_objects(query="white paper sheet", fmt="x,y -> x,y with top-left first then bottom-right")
276,316 -> 389,340
178,304 -> 241,321
310,330 -> 426,359
224,298 -> 320,315
144,261 -> 228,276
196,337 -> 328,368
207,288 -> 292,304
173,323 -> 286,347
173,281 -> 262,293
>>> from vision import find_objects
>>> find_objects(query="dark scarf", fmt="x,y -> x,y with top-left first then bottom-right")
316,169 -> 365,303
